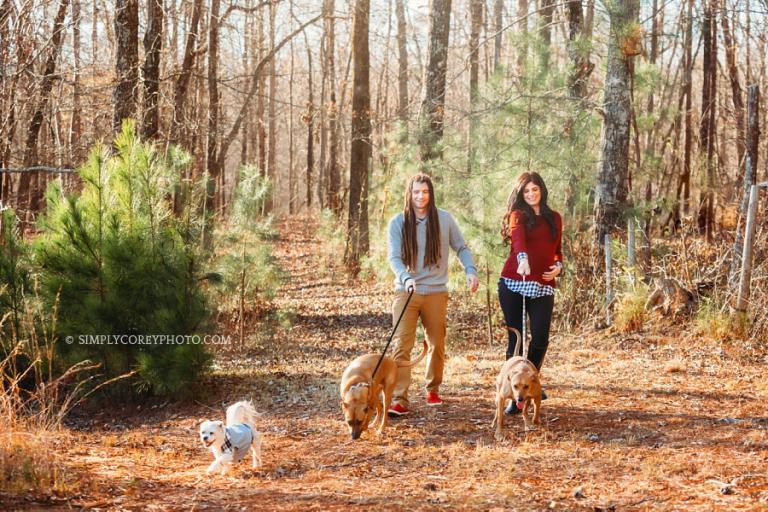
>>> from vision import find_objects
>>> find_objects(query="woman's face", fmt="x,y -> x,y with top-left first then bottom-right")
411,181 -> 430,212
523,181 -> 541,209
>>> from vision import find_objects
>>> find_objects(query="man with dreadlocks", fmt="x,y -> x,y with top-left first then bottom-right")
386,173 -> 479,417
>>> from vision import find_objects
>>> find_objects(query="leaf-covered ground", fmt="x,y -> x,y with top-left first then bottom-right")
5,215 -> 767,511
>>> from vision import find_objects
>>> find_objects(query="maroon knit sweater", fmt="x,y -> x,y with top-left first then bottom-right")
500,210 -> 563,287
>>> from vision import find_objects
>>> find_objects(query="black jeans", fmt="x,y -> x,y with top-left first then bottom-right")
497,279 -> 554,370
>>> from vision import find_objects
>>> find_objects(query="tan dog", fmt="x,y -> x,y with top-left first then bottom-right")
340,340 -> 427,440
491,328 -> 542,440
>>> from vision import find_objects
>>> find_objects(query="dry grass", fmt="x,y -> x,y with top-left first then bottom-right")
3,215 -> 768,510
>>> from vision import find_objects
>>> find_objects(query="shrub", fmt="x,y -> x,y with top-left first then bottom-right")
0,208 -> 31,343
211,165 -> 284,345
33,121 -> 211,397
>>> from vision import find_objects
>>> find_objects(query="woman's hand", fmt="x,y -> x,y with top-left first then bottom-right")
542,264 -> 562,281
516,258 -> 530,276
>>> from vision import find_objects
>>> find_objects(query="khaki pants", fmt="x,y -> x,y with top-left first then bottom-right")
391,291 -> 449,408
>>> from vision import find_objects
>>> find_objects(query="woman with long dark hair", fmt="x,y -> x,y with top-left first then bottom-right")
498,172 -> 563,415
386,173 -> 479,416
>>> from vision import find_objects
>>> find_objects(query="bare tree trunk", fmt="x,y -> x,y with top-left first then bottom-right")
325,0 -> 340,214
567,0 -> 592,99
678,0 -> 693,224
257,6 -> 266,177
346,0 -> 370,275
395,0 -> 408,139
730,85 -> 760,288
467,0 -> 483,174
289,25 -> 295,214
721,4 -> 745,182
71,0 -> 82,163
516,0 -> 528,72
205,0 -> 221,223
538,0 -> 554,72
317,26 -> 327,209
172,0 -> 203,145
418,0 -> 452,163
113,0 -> 139,132
241,1 -> 251,169
91,0 -> 98,66
305,32 -> 314,208
595,0 -> 639,245
699,0 -> 716,241
492,0 -> 502,71
142,0 -> 163,140
19,0 -> 70,212
266,0 -> 277,213
169,0 -> 177,67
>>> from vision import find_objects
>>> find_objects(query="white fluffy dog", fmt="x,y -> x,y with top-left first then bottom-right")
199,400 -> 262,474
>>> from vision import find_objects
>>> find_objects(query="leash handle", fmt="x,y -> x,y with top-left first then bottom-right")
372,288 -> 414,380
522,274 -> 527,359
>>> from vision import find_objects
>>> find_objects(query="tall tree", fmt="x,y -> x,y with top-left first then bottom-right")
516,0 -> 528,71
142,0 -> 164,140
395,0 -> 408,138
113,0 -> 139,132
678,0 -> 694,222
257,6 -> 267,177
205,0 -> 222,222
304,31 -> 315,208
172,0 -> 203,146
538,0 -> 555,72
721,3 -> 745,180
467,0 -> 483,173
289,23 -> 295,214
418,0 -> 452,163
699,0 -> 717,240
594,0 -> 640,245
567,0 -> 592,99
492,0 -> 503,71
70,0 -> 82,162
729,85 -> 760,287
346,0 -> 371,274
19,0 -> 70,211
325,0 -> 341,214
266,0 -> 277,212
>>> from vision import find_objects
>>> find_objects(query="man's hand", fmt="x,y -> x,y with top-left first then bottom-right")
542,264 -> 562,281
466,274 -> 479,294
516,258 -> 530,276
403,278 -> 416,293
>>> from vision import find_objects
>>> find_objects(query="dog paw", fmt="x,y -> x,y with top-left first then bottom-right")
494,431 -> 505,442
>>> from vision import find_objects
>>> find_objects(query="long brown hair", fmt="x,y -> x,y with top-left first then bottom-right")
402,174 -> 441,270
501,172 -> 557,244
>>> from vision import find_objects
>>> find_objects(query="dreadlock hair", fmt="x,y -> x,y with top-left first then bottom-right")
501,172 -> 558,245
402,173 -> 441,271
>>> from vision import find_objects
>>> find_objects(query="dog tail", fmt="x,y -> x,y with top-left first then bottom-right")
508,327 -> 522,359
396,339 -> 428,368
226,400 -> 258,428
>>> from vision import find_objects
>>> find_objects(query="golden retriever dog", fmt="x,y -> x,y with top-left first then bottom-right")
340,340 -> 427,440
491,328 -> 542,440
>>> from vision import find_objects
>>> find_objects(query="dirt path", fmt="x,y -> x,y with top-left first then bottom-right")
9,215 -> 768,510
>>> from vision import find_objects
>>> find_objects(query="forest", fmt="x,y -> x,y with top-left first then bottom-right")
1,0 -> 768,509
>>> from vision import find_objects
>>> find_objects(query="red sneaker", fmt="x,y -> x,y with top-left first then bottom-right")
387,403 -> 409,417
426,392 -> 443,406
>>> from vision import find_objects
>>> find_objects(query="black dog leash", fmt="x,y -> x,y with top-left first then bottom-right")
371,288 -> 415,380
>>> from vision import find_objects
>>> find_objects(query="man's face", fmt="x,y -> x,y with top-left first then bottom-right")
411,181 -> 430,212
